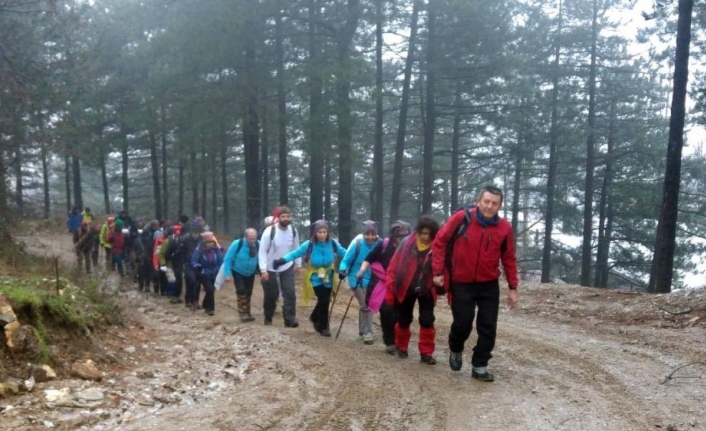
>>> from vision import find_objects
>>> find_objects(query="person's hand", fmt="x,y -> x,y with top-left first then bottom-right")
160,266 -> 167,272
507,289 -> 518,309
339,270 -> 347,279
433,275 -> 444,287
355,270 -> 364,281
260,271 -> 269,282
272,258 -> 285,269
225,276 -> 231,282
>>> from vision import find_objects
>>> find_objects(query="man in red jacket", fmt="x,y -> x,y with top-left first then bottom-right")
432,185 -> 518,382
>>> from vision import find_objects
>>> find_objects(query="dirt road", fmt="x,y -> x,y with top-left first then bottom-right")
4,232 -> 704,430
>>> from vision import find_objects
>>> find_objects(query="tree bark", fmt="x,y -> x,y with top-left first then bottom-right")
595,99 -> 616,288
72,153 -> 83,211
335,0 -> 361,245
99,146 -> 110,215
324,152 -> 332,221
221,135 -> 230,233
450,85 -> 461,212
421,0 -> 437,215
580,0 -> 599,286
648,0 -> 694,293
64,154 -> 72,213
121,139 -> 129,213
160,105 -> 169,218
190,147 -> 198,216
242,27 -> 262,229
275,0 -> 289,206
178,157 -> 185,217
307,0 -> 324,224
149,129 -> 163,220
201,145 -> 207,220
41,141 -> 50,218
390,0 -> 420,223
371,0 -> 384,223
261,112 -> 270,219
14,149 -> 23,216
541,0 -> 562,284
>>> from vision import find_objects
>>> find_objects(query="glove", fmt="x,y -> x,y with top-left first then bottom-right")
384,290 -> 394,306
273,258 -> 285,269
355,270 -> 364,281
159,266 -> 167,272
338,270 -> 347,279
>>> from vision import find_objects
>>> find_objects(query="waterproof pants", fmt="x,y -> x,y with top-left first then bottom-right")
394,286 -> 436,356
448,280 -> 499,368
309,285 -> 331,332
262,266 -> 296,324
234,271 -> 255,315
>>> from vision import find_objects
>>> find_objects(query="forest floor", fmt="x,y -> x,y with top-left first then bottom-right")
1,223 -> 705,430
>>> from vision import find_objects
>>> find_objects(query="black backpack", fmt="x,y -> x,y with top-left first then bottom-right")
267,224 -> 298,253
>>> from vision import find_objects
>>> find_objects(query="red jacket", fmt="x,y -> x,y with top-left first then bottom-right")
432,207 -> 518,289
385,235 -> 436,304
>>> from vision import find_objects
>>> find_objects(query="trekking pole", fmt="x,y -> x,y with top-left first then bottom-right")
334,293 -> 355,341
328,277 -> 344,328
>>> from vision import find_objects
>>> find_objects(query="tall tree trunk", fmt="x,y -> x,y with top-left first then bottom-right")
160,105 -> 169,218
14,149 -> 23,216
580,0 -> 599,286
121,140 -> 129,213
275,0 -> 289,206
649,0 -> 694,293
324,153 -> 332,221
308,0 -> 324,223
221,136 -> 230,233
72,154 -> 83,210
0,148 -> 6,226
541,0 -> 562,284
450,85 -> 461,212
41,141 -> 50,218
149,129 -> 163,220
371,0 -> 384,223
64,154 -> 72,212
99,146 -> 110,215
201,145 -> 207,220
600,195 -> 614,288
242,26 -> 262,229
595,99 -> 616,287
178,157 -> 185,216
511,119 -> 525,245
335,0 -> 361,245
261,113 -> 270,219
190,147 -> 198,216
390,0 -> 420,223
212,166 -> 217,231
421,0 -> 437,214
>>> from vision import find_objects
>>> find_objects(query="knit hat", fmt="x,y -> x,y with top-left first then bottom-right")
361,220 -> 379,235
277,205 -> 291,216
115,219 -> 124,229
311,219 -> 329,234
390,220 -> 411,238
202,232 -> 215,242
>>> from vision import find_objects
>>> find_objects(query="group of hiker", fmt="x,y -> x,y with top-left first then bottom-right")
66,185 -> 518,382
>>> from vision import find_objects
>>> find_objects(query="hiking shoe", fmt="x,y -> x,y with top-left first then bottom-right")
397,349 -> 408,359
449,351 -> 463,371
472,367 -> 494,382
385,345 -> 397,355
240,314 -> 256,323
284,321 -> 299,328
363,334 -> 374,345
420,355 -> 437,365
205,310 -> 215,316
319,329 -> 331,337
264,318 -> 273,326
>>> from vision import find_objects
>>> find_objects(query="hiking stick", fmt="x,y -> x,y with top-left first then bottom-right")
328,277 -> 344,328
335,293 -> 355,341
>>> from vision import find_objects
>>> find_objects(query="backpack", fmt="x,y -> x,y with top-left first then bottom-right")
266,224 -> 298,253
444,205 -> 475,276
235,237 -> 259,256
304,240 -> 339,265
351,236 -> 382,264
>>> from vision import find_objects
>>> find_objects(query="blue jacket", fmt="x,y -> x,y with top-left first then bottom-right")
67,212 -> 82,232
190,245 -> 224,277
283,239 -> 346,288
223,239 -> 259,277
339,236 -> 380,288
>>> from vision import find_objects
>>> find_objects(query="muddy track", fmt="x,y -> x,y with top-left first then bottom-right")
13,234 -> 705,431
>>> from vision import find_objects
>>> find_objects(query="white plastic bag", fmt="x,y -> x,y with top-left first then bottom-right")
214,264 -> 226,291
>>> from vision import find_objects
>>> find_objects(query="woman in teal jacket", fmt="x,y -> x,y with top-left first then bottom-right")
339,220 -> 381,344
274,220 -> 346,336
224,228 -> 260,322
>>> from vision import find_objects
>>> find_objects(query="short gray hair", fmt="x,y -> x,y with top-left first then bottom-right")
477,185 -> 504,203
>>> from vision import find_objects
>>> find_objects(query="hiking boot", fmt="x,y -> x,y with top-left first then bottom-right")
284,321 -> 299,328
385,345 -> 397,355
449,351 -> 463,371
472,367 -> 494,382
420,355 -> 437,365
363,334 -> 374,345
397,349 -> 408,359
319,329 -> 331,337
240,314 -> 255,323
205,310 -> 215,316
264,318 -> 273,326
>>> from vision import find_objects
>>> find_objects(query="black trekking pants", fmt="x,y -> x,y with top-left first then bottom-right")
448,280 -> 500,368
